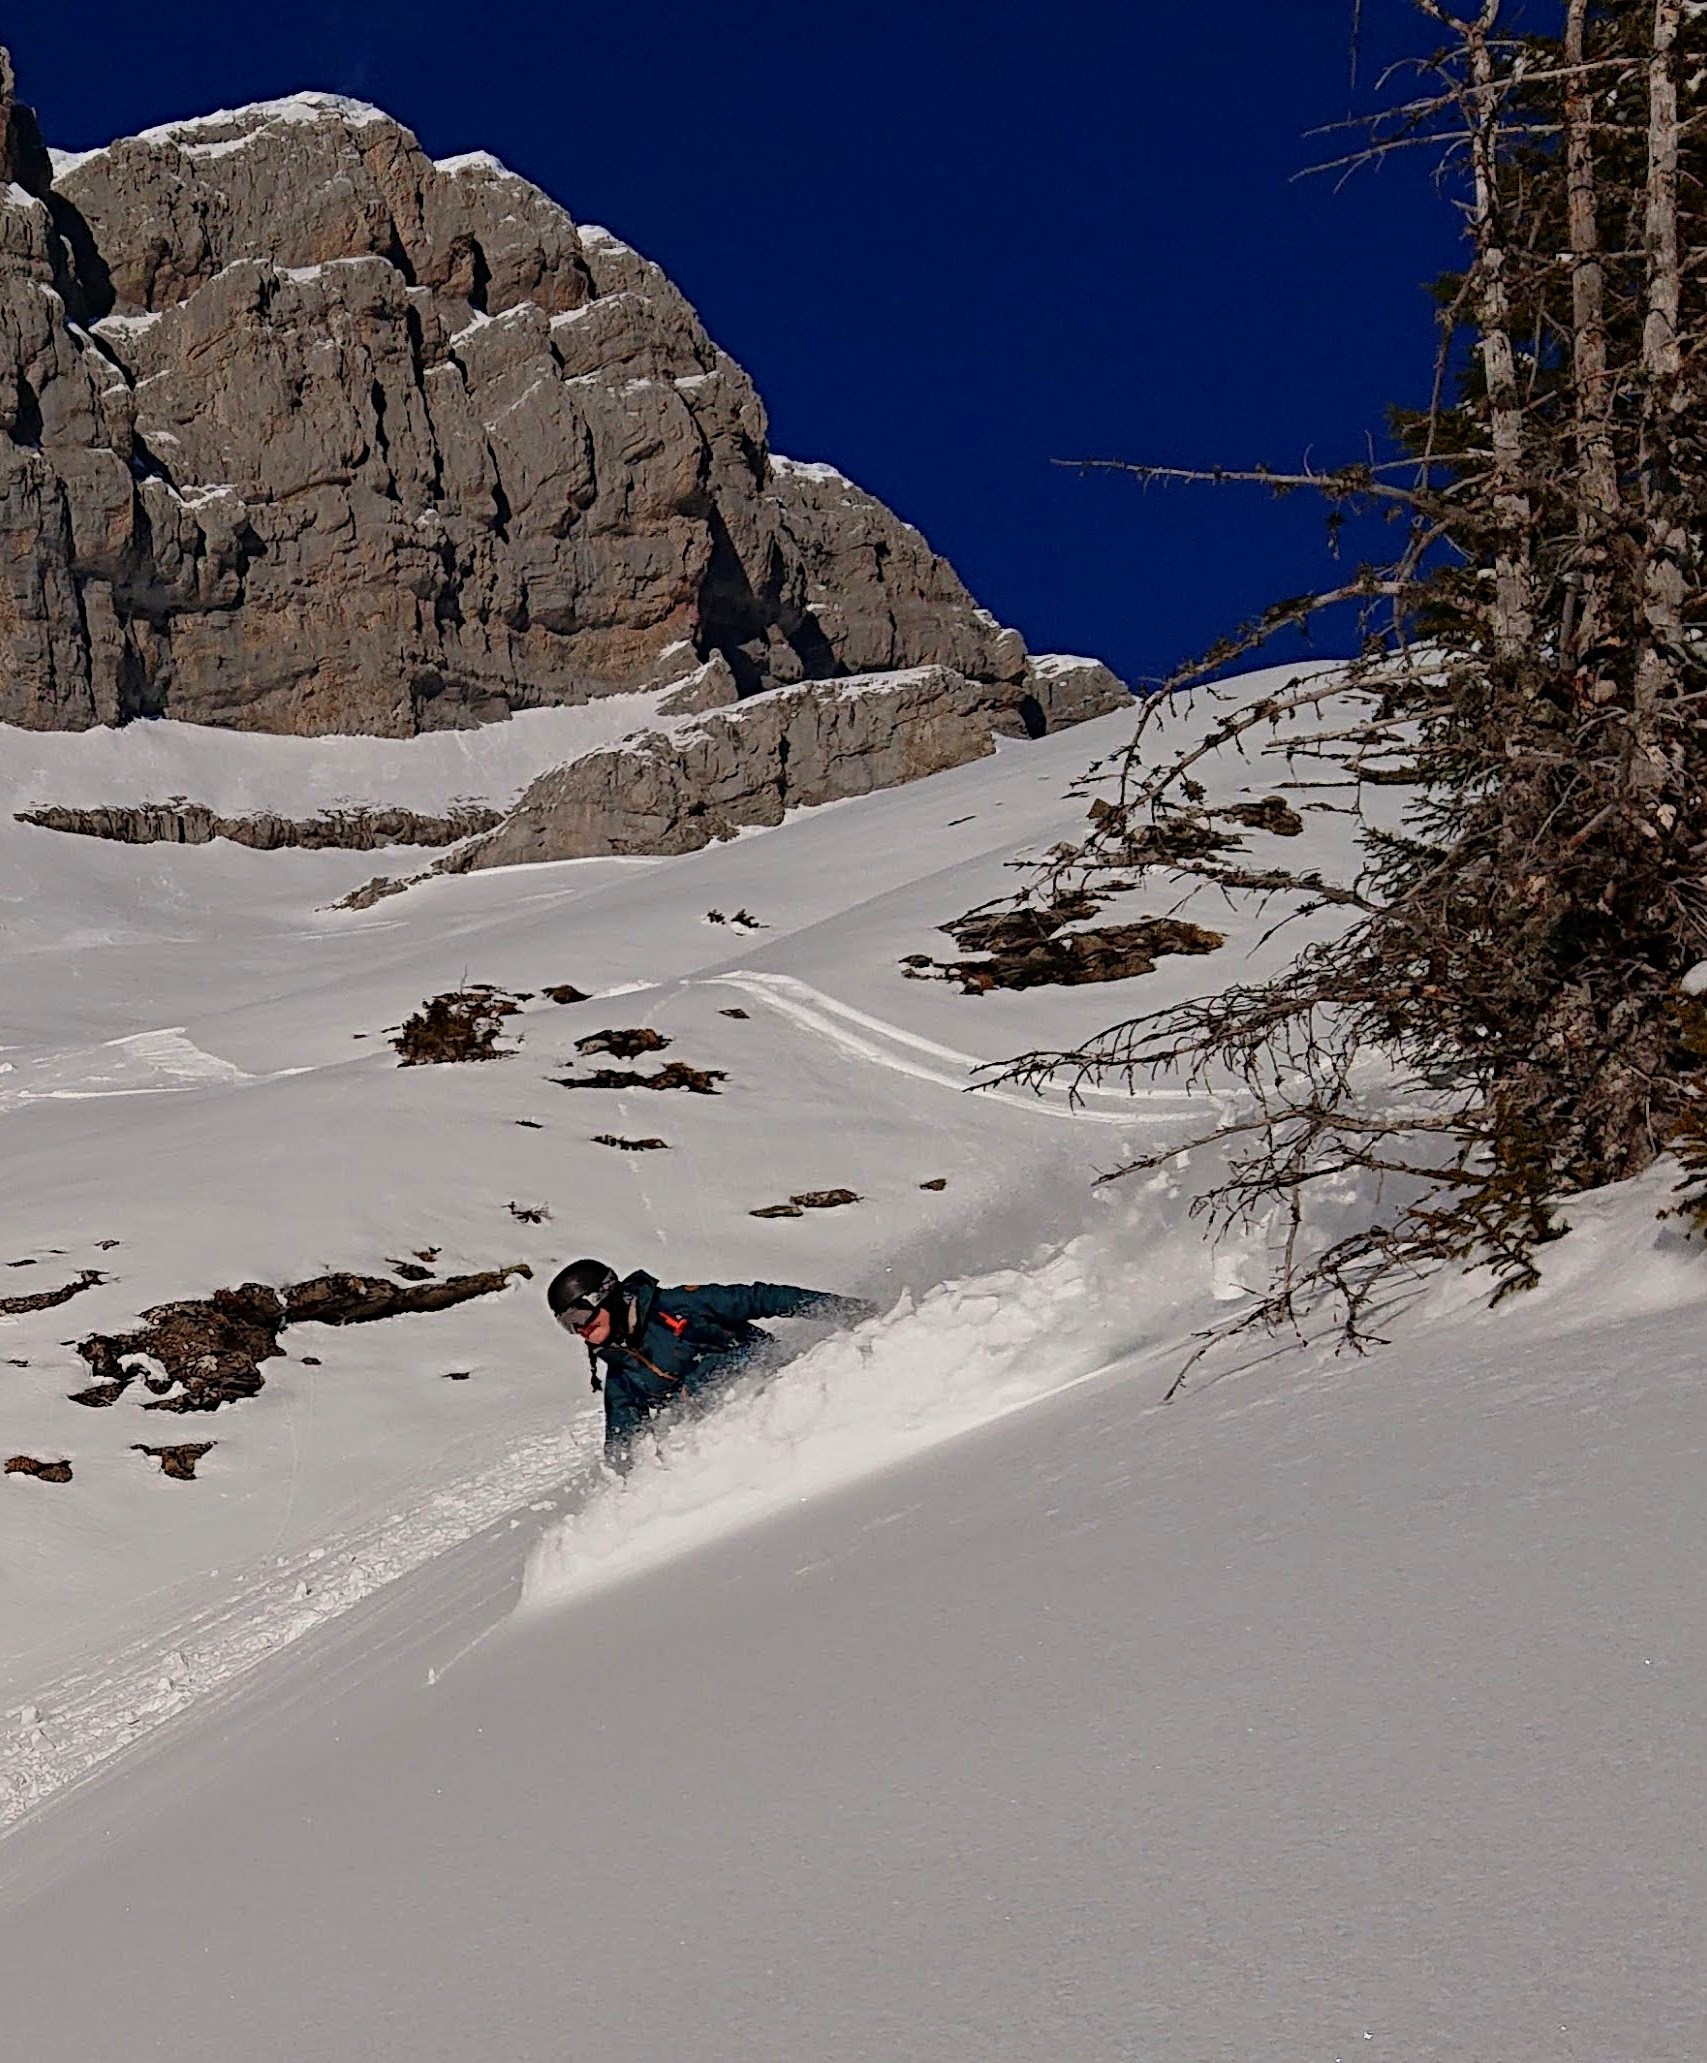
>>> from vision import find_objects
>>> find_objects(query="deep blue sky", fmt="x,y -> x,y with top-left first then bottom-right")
9,1 -> 1458,687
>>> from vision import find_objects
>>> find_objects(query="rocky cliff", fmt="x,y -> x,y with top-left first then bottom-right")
0,54 -> 1115,739
446,655 -> 1128,870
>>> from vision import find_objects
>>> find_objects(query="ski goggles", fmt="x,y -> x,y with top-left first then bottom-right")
555,1302 -> 605,1337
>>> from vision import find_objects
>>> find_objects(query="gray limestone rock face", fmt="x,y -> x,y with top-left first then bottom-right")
15,799 -> 500,849
0,53 -> 1128,741
439,663 -> 1121,871
1016,654 -> 1131,731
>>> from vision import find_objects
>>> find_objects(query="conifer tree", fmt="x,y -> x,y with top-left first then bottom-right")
996,1 -> 1706,1367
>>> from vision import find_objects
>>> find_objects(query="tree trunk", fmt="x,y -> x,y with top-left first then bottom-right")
1633,0 -> 1685,772
1563,0 -> 1617,666
1465,4 -> 1535,659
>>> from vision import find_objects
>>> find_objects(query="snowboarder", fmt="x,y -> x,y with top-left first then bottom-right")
547,1257 -> 876,1472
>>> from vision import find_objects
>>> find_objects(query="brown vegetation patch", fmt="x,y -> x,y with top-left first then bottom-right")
390,987 -> 521,1065
282,1267 -> 529,1328
132,1442 -> 214,1480
387,1259 -> 436,1281
913,913 -> 1225,994
0,1268 -> 105,1318
719,1007 -> 749,1020
751,1188 -> 862,1219
593,1135 -> 670,1151
543,984 -> 589,1005
5,1454 -> 72,1483
1082,801 -> 1237,867
1221,795 -> 1305,836
943,891 -> 1104,959
68,1377 -> 130,1408
71,1267 -> 528,1415
554,1061 -> 725,1095
76,1282 -> 285,1414
507,1202 -> 551,1223
575,1027 -> 670,1060
919,1177 -> 948,1191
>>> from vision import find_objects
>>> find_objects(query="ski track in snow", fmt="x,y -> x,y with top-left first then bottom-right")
704,970 -> 1208,1125
1,1420 -> 603,1835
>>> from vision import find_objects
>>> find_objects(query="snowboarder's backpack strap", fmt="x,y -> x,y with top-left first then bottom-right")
627,1345 -> 684,1387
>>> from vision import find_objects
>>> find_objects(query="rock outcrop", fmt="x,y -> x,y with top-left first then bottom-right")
439,655 -> 1127,869
0,54 -> 1110,739
15,800 -> 499,849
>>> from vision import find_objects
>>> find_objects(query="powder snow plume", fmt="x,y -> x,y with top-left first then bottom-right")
517,1178 -> 1253,1613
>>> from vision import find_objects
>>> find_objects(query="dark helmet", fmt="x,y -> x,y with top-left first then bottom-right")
547,1257 -> 621,1333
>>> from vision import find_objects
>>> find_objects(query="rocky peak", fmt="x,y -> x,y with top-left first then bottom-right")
56,94 -> 597,319
0,49 -> 1121,739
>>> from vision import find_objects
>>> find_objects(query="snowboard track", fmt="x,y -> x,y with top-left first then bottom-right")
1,1420 -> 603,1839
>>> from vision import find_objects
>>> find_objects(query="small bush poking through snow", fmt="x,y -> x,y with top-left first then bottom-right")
575,1027 -> 670,1060
554,1061 -> 725,1095
390,988 -> 521,1065
131,1442 -> 214,1481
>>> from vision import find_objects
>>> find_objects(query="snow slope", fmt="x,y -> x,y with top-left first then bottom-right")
4,684 -> 1296,1815
0,1173 -> 1702,2062
1,674 -> 1700,2059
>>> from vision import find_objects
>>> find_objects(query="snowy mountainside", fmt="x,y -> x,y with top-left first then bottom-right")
1,675 -> 1341,1818
1,672 -> 1702,2060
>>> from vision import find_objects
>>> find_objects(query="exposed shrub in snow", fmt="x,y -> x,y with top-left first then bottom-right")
553,1060 -> 725,1094
574,1027 -> 670,1059
69,1267 -> 531,1415
0,1268 -> 104,1317
390,987 -> 521,1065
5,1455 -> 72,1484
912,911 -> 1224,995
131,1442 -> 214,1481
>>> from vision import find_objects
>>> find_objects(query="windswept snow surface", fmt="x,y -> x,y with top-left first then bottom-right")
1,671 -> 1700,2058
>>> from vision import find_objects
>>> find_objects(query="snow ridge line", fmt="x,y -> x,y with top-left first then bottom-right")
702,971 -> 1205,1125
1,1418 -> 602,1838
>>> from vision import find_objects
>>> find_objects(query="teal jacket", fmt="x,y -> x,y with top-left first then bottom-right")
590,1269 -> 872,1468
